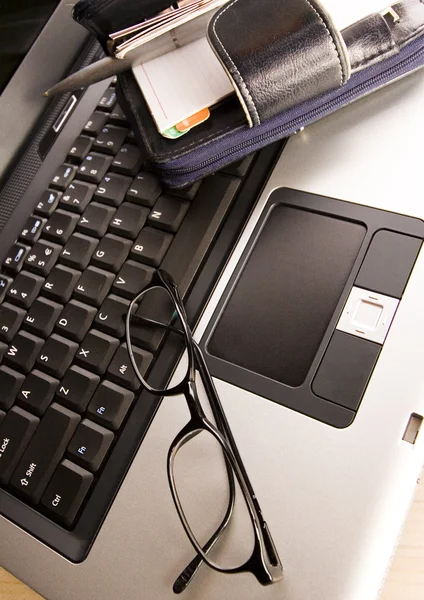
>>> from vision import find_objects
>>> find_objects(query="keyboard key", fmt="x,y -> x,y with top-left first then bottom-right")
108,104 -> 128,126
0,410 -> 4,426
23,298 -> 63,338
40,459 -> 93,526
131,288 -> 174,353
68,135 -> 93,162
42,265 -> 81,304
67,419 -> 114,472
91,234 -> 132,273
0,303 -> 26,343
77,152 -> 113,184
19,216 -> 46,244
167,180 -> 201,201
94,172 -> 132,206
97,87 -> 117,111
0,365 -> 25,410
73,266 -> 115,306
108,203 -> 149,239
94,295 -> 129,338
42,209 -> 79,244
17,370 -> 59,416
111,144 -> 142,176
87,380 -> 134,430
56,366 -> 100,413
35,189 -> 61,216
50,164 -> 77,190
0,406 -> 39,485
148,195 -> 189,233
0,275 -> 13,302
83,111 -> 108,136
55,300 -> 96,342
7,271 -> 44,309
129,227 -> 172,267
3,243 -> 30,274
112,261 -> 154,299
60,181 -> 96,213
10,403 -> 80,503
36,334 -> 78,378
25,240 -> 62,276
77,202 -> 116,237
107,343 -> 153,391
93,125 -> 128,155
126,172 -> 162,207
5,331 -> 44,373
76,330 -> 119,375
60,233 -> 99,270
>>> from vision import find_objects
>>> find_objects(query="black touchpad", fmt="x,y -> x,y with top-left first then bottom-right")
207,205 -> 366,387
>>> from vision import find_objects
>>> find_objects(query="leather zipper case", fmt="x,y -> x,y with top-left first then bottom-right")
74,0 -> 424,187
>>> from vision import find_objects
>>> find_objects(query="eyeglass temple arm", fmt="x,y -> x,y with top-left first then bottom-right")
129,314 -> 238,592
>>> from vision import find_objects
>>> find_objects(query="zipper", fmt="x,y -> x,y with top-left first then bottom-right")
161,38 -> 424,180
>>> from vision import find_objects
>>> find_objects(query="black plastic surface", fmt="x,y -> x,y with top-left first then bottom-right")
355,230 -> 422,298
202,187 -> 424,429
312,330 -> 381,411
208,205 -> 366,387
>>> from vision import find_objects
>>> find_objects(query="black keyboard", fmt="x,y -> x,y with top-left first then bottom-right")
0,80 -> 282,559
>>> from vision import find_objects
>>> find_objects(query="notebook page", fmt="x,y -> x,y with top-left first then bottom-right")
132,37 -> 234,133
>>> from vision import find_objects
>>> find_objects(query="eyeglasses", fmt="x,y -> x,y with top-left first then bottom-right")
125,269 -> 283,592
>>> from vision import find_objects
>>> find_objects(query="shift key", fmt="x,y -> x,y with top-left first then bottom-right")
0,407 -> 39,486
10,403 -> 80,503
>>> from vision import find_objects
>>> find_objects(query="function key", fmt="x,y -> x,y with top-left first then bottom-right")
94,172 -> 132,206
108,104 -> 128,126
67,419 -> 114,472
148,195 -> 189,233
40,459 -> 93,526
3,243 -> 30,274
83,111 -> 108,136
111,144 -> 142,176
87,380 -> 134,430
68,135 -> 93,163
19,216 -> 46,244
50,164 -> 77,191
126,172 -> 162,207
77,202 -> 116,238
97,87 -> 117,112
60,181 -> 96,213
93,125 -> 129,155
35,190 -> 61,217
0,275 -> 13,302
77,152 -> 113,184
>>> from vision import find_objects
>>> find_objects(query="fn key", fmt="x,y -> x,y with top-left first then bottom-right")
41,459 -> 93,526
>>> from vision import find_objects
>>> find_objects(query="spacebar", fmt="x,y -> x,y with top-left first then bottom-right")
10,403 -> 80,504
161,173 -> 241,297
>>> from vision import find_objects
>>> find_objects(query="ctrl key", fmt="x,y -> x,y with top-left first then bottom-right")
41,459 -> 93,526
0,406 -> 39,486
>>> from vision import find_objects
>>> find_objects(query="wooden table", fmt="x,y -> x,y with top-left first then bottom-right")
1,477 -> 424,599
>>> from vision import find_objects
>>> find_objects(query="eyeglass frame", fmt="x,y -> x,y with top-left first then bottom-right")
125,269 -> 283,591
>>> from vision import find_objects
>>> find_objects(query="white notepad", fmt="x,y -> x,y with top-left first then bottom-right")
132,37 -> 234,133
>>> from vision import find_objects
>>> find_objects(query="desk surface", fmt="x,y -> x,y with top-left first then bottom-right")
1,475 -> 423,600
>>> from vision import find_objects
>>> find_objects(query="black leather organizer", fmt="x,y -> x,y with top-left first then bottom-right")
73,0 -> 424,186
200,189 -> 424,429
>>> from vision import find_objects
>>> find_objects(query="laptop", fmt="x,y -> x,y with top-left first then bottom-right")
0,0 -> 423,599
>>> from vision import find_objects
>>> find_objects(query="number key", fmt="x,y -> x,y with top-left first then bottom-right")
43,210 -> 79,244
25,240 -> 61,276
77,153 -> 112,184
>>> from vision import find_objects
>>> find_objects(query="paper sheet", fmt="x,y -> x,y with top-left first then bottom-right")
132,37 -> 234,133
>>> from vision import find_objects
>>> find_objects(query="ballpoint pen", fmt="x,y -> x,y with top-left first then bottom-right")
44,0 -> 229,98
